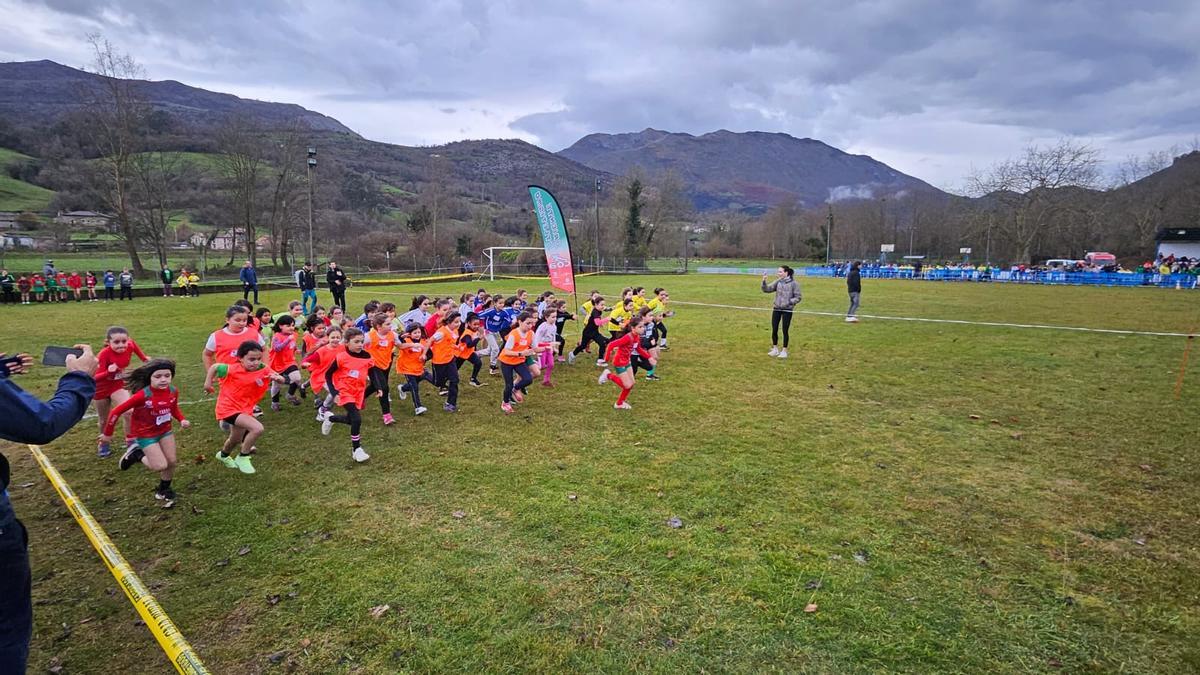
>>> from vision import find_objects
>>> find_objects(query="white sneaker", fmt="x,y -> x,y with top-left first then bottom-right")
778,349 -> 789,359
321,418 -> 333,435
595,359 -> 606,367
768,346 -> 780,357
414,406 -> 427,416
614,402 -> 633,410
396,384 -> 407,400
352,447 -> 370,463
846,316 -> 859,323
598,368 -> 611,385
567,351 -> 576,365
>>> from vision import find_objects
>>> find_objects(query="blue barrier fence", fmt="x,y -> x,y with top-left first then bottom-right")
695,266 -> 1200,289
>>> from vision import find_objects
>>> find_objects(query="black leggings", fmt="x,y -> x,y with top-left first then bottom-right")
500,362 -> 532,404
771,309 -> 793,348
573,328 -> 608,356
400,372 -> 434,409
433,361 -> 459,406
456,354 -> 482,382
655,321 -> 667,340
118,286 -> 133,300
104,287 -> 115,300
329,403 -> 363,448
368,366 -> 391,415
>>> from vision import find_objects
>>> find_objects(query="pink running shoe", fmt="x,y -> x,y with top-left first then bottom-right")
382,413 -> 395,426
513,390 -> 525,403
501,402 -> 514,414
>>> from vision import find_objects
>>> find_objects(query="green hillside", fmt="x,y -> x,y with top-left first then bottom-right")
0,146 -> 55,211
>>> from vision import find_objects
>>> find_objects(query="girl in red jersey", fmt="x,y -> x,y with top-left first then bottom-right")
320,327 -> 374,463
204,341 -> 283,475
598,313 -> 655,410
67,271 -> 83,302
85,271 -> 98,302
429,313 -> 462,412
364,314 -> 398,425
267,315 -> 304,410
94,326 -> 150,458
100,359 -> 189,507
302,325 -> 343,420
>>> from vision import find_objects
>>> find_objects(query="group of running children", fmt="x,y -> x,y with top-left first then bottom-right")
91,286 -> 674,507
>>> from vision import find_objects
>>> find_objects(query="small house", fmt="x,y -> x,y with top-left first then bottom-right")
1155,228 -> 1200,260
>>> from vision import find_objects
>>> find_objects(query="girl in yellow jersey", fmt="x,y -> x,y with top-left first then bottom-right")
607,298 -> 634,339
646,287 -> 674,350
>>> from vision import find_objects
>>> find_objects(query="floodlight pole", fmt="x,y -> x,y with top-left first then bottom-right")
826,205 -> 834,263
594,177 -> 601,272
307,147 -> 317,263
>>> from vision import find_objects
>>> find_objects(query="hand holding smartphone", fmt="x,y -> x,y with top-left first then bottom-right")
42,346 -> 84,367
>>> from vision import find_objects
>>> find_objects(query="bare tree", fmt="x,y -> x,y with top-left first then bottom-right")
80,35 -> 148,274
966,139 -> 1102,263
263,123 -> 306,268
129,151 -> 199,266
216,116 -> 268,267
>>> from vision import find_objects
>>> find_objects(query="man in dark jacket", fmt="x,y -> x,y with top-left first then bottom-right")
297,262 -> 318,315
239,260 -> 259,303
326,261 -> 347,311
846,261 -> 862,323
0,345 -> 97,674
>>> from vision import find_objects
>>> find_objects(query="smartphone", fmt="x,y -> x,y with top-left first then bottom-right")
42,346 -> 84,367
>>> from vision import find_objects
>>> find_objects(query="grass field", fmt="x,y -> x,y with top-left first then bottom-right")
4,275 -> 1199,673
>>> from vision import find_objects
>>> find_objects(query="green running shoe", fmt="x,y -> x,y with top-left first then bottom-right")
216,452 -> 237,469
234,454 -> 257,474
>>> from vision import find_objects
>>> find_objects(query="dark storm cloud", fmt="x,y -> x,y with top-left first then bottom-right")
5,0 -> 1199,184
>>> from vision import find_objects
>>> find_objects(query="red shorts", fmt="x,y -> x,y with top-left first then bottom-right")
93,379 -> 128,401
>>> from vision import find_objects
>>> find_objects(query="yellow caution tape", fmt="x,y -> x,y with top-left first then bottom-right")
27,444 -> 211,675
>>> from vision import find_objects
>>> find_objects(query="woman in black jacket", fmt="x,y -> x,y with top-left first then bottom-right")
846,262 -> 861,323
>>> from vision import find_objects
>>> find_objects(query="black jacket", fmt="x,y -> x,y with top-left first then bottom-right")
326,268 -> 346,289
298,269 -> 316,291
847,270 -> 861,294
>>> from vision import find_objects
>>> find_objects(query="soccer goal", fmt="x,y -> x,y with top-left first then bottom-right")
481,246 -> 545,281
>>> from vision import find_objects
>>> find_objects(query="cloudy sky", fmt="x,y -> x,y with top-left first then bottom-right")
2,0 -> 1198,188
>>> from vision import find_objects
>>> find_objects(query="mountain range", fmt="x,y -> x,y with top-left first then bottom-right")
0,60 -> 942,213
560,128 -> 939,211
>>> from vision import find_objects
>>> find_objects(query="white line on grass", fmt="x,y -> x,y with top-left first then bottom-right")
669,300 -> 1197,338
266,282 -> 1196,339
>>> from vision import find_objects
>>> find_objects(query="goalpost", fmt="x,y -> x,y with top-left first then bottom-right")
481,246 -> 545,281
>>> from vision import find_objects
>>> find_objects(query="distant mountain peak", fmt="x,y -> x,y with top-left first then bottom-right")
559,128 -> 941,213
0,59 -> 358,136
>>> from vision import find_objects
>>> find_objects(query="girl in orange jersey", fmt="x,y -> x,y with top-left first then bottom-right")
203,341 -> 284,474
302,325 -> 342,421
364,314 -> 398,425
267,315 -> 303,410
93,326 -> 150,458
203,305 -> 263,370
455,312 -> 486,388
498,312 -> 538,414
394,322 -> 432,416
429,312 -> 462,412
320,327 -> 374,463
301,314 -> 329,359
